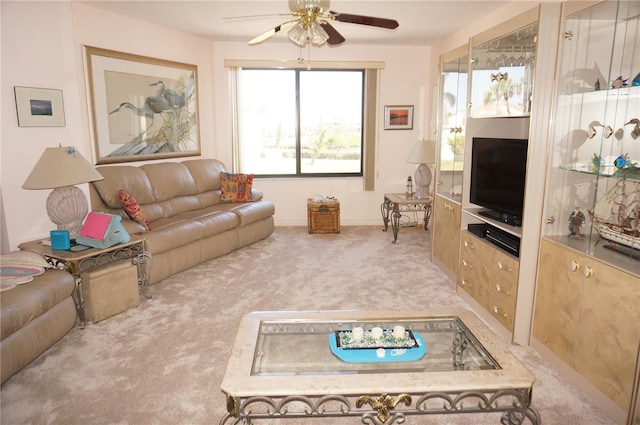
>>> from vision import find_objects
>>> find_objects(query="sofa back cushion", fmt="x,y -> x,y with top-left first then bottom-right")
90,159 -> 233,222
183,159 -> 226,193
92,166 -> 156,209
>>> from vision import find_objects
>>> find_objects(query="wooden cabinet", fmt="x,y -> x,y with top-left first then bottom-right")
533,239 -> 640,412
458,230 -> 518,332
431,194 -> 461,278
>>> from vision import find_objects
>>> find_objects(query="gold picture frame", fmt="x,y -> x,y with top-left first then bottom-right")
84,46 -> 200,164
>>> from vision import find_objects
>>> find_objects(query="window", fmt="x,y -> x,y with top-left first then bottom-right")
238,69 -> 364,177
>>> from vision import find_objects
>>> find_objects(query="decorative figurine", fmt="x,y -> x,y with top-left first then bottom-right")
568,206 -> 585,239
405,176 -> 413,199
594,78 -> 601,91
611,76 -> 629,88
591,153 -> 602,174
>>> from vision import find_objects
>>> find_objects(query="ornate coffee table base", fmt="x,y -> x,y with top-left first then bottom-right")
220,388 -> 541,425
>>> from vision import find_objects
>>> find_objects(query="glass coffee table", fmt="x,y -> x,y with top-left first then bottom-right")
220,310 -> 540,425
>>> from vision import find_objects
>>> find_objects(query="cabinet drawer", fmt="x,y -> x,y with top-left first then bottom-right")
489,300 -> 515,330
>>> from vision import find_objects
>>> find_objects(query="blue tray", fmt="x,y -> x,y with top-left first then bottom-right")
329,331 -> 426,363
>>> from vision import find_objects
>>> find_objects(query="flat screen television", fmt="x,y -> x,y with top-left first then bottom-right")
469,137 -> 528,226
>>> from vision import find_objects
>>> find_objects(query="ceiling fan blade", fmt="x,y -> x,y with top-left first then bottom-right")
330,11 -> 399,29
223,13 -> 292,22
248,20 -> 299,45
320,21 -> 345,45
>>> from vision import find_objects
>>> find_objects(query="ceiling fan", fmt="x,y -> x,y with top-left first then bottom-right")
230,0 -> 399,47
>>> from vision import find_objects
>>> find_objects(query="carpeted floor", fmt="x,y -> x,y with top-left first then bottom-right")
0,226 -> 618,424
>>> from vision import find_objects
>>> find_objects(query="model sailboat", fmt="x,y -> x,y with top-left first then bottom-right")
589,178 -> 640,253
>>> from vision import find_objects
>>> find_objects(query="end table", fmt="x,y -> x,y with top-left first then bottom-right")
381,193 -> 432,243
19,235 -> 152,328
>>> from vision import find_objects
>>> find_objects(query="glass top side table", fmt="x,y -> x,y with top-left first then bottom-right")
381,193 -> 432,243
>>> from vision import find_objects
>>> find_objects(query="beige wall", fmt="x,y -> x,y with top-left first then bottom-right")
1,0 -> 537,250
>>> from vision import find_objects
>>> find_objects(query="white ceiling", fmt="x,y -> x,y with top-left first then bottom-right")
79,0 -> 514,46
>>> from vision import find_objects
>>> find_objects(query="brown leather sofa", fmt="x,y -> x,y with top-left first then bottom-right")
89,159 -> 275,284
1,269 -> 76,384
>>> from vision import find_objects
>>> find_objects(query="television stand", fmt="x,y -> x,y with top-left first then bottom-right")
478,210 -> 521,227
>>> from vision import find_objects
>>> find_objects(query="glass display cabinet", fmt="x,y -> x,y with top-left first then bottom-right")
542,0 -> 639,272
533,2 -> 639,421
437,45 -> 468,200
469,22 -> 538,118
432,45 -> 468,278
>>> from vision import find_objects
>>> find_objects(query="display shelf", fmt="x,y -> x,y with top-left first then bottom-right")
464,207 -> 522,238
469,20 -> 538,118
541,0 -> 639,269
436,45 -> 468,199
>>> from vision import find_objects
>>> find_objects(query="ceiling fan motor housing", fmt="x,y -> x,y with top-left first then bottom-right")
289,0 -> 330,13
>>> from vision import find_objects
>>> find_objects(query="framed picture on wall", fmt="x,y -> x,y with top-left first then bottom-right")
84,46 -> 200,164
14,86 -> 66,127
384,105 -> 414,130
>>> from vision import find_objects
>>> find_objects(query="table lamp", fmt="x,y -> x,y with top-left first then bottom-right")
23,145 -> 104,239
406,139 -> 436,199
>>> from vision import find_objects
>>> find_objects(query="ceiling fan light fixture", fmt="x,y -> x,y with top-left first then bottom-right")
288,21 -> 308,45
309,22 -> 329,45
288,0 -> 329,12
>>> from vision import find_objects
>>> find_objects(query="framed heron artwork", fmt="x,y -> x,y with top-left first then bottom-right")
84,46 -> 200,164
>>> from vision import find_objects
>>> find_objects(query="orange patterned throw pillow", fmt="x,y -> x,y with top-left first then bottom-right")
119,189 -> 151,231
220,172 -> 254,203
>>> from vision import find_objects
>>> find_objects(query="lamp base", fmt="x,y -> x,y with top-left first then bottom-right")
46,186 -> 89,240
414,163 -> 432,199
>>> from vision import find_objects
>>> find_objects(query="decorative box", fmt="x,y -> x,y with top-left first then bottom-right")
81,261 -> 139,322
307,198 -> 340,234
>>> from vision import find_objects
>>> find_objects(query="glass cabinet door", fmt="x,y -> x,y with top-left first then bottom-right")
469,22 -> 537,118
437,48 -> 468,200
543,0 -> 640,271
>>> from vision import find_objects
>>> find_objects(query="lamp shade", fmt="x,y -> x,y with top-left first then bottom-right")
23,145 -> 103,190
406,139 -> 436,165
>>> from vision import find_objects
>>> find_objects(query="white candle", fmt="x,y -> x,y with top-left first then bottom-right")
393,326 -> 405,339
370,327 -> 383,340
351,327 -> 364,342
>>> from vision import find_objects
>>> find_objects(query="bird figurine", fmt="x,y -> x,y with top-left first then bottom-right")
624,118 -> 640,139
149,80 -> 186,108
109,96 -> 172,129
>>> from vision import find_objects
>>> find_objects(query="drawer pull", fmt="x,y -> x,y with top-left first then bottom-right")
493,305 -> 508,318
463,240 -> 475,249
462,259 -> 473,269
461,279 -> 472,288
497,261 -> 512,272
495,284 -> 511,296
583,265 -> 593,278
570,259 -> 579,272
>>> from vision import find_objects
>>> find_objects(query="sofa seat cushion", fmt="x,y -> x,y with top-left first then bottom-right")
143,211 -> 239,253
178,210 -> 240,238
0,270 -> 75,340
217,201 -> 276,226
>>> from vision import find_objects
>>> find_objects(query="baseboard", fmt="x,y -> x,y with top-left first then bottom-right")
531,338 -> 627,424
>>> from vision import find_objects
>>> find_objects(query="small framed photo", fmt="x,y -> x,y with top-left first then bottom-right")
14,86 -> 65,127
384,105 -> 414,130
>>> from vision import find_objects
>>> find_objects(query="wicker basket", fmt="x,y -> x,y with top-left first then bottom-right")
307,198 -> 340,234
